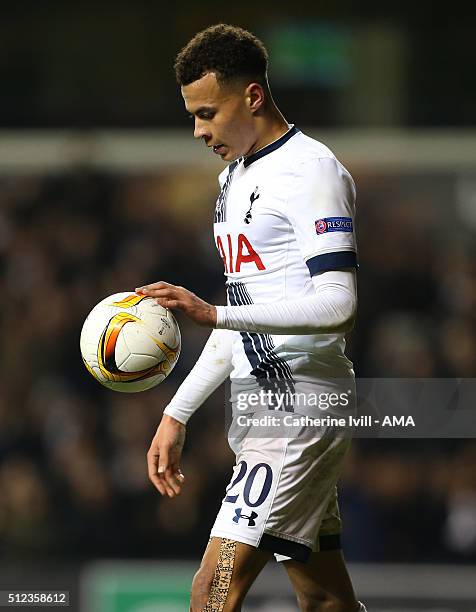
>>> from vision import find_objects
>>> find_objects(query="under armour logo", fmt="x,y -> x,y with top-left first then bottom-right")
244,187 -> 260,224
233,508 -> 258,527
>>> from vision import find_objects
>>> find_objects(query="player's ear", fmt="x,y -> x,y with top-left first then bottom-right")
245,83 -> 265,113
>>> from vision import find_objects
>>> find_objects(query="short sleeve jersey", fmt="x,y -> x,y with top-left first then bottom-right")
213,126 -> 358,383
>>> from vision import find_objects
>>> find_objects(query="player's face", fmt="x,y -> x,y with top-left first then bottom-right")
181,72 -> 259,162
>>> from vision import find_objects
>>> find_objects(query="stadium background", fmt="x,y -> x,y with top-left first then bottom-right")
0,2 -> 475,610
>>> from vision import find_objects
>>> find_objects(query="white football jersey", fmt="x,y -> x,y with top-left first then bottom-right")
213,126 -> 358,387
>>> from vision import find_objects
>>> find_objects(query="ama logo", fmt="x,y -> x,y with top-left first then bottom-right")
315,217 -> 353,235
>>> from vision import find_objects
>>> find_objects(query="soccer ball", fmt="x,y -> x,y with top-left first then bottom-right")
80,292 -> 181,392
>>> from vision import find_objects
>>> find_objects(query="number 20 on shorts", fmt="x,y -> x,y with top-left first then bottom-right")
224,461 -> 273,508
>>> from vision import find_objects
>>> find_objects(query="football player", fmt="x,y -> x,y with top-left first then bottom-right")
138,24 -> 366,612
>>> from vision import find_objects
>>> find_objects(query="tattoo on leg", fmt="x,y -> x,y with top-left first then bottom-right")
203,538 -> 237,611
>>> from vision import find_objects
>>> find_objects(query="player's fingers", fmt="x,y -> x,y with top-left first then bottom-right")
164,470 -> 180,496
140,286 -> 190,303
156,448 -> 178,497
135,281 -> 175,294
150,471 -> 166,496
147,450 -> 167,495
152,465 -> 175,497
147,441 -> 175,497
175,470 -> 185,491
139,289 -> 180,303
156,297 -> 180,309
164,467 -> 185,495
157,445 -> 168,475
152,287 -> 179,298
158,470 -> 176,497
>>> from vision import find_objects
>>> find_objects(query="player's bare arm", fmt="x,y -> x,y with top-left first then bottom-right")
146,327 -> 233,500
136,281 -> 217,328
147,413 -> 186,498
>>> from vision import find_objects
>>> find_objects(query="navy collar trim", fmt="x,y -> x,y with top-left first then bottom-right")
243,125 -> 299,168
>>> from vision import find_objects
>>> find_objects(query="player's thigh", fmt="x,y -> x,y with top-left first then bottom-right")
191,536 -> 272,611
283,549 -> 359,612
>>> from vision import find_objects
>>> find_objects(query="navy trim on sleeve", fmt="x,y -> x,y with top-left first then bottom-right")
306,251 -> 358,275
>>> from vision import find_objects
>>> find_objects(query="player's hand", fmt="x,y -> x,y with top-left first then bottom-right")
135,281 -> 217,328
147,414 -> 186,497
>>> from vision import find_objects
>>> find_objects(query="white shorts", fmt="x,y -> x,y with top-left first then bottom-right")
210,417 -> 350,562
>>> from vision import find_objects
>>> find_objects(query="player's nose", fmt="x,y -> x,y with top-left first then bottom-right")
193,120 -> 211,140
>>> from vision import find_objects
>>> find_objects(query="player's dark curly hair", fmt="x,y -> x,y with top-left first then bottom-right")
174,24 -> 268,86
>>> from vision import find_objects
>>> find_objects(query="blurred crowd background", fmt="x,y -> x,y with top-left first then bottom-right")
0,0 -> 475,584
1,164 -> 475,566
